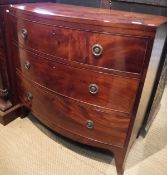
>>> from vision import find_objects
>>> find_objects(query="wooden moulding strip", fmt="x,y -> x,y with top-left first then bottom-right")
0,104 -> 22,125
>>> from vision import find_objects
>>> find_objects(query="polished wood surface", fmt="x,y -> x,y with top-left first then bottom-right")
10,3 -> 167,31
17,73 -> 131,147
2,2 -> 167,175
14,47 -> 140,114
11,17 -> 148,73
0,0 -> 52,114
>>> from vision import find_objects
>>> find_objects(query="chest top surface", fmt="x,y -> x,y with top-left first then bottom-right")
9,3 -> 167,32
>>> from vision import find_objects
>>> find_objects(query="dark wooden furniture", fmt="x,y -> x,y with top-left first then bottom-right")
0,0 -> 52,124
2,2 -> 166,175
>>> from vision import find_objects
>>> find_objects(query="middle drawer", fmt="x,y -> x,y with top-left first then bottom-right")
15,48 -> 140,114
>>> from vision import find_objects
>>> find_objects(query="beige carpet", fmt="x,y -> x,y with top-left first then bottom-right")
0,86 -> 167,175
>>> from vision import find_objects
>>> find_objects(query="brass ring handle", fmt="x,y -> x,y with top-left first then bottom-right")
24,61 -> 31,70
89,84 -> 99,95
86,120 -> 94,129
21,28 -> 28,39
27,92 -> 33,101
92,44 -> 103,57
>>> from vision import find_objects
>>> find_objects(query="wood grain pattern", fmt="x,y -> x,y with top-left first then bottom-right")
88,32 -> 148,73
4,3 -> 167,175
14,47 -> 140,114
17,72 -> 131,147
9,3 -> 167,31
11,16 -> 148,73
0,0 -> 52,111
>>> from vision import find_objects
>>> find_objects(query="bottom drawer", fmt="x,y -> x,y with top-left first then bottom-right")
17,73 -> 131,147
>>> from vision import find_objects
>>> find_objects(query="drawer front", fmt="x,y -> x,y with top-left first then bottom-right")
12,17 -> 87,62
17,73 -> 131,147
15,48 -> 140,114
12,17 -> 148,73
88,32 -> 148,73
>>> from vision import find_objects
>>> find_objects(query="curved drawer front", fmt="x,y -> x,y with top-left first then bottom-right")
17,74 -> 131,147
88,32 -> 147,73
11,16 -> 148,73
15,48 -> 140,114
12,18 -> 71,59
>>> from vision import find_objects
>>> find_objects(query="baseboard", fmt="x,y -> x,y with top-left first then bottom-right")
0,104 -> 22,125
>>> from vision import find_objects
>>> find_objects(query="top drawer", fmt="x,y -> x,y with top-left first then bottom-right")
11,17 -> 148,74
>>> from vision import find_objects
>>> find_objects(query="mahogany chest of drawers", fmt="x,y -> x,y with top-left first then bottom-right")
2,2 -> 167,175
